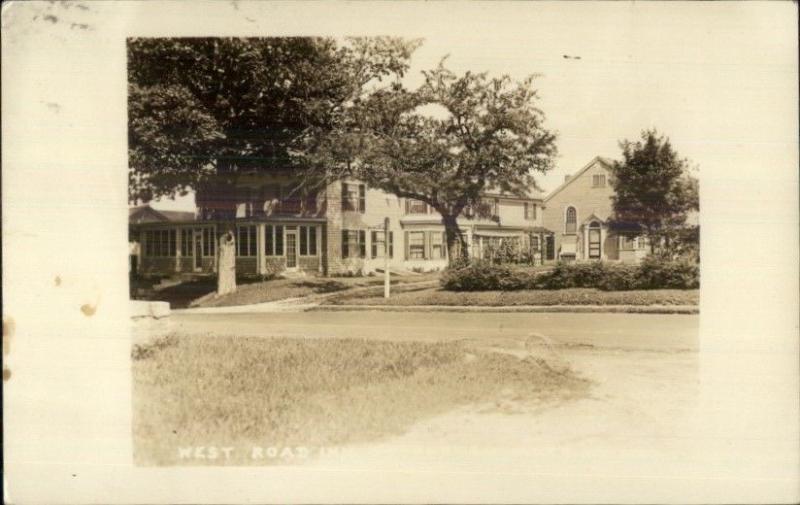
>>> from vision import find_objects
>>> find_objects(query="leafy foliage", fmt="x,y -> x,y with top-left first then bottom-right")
311,61 -> 558,261
441,259 -> 699,292
128,37 -> 419,209
609,130 -> 699,258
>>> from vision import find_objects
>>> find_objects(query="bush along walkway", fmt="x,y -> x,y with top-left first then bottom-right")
316,287 -> 698,314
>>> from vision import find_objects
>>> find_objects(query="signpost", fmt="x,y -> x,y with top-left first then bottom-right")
384,217 -> 391,299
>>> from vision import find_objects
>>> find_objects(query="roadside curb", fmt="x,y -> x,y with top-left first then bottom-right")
307,304 -> 699,314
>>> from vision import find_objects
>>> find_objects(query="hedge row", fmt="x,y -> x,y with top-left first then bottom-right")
440,257 -> 699,292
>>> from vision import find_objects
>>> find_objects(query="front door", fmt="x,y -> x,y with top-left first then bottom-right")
285,231 -> 297,269
588,224 -> 601,259
193,228 -> 202,271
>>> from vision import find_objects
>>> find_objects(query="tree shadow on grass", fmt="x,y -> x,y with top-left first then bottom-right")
290,280 -> 349,294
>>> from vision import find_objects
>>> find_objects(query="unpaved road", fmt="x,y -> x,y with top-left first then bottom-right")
171,310 -> 727,483
171,311 -> 699,352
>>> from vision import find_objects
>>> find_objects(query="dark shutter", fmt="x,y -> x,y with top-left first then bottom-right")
359,230 -> 366,258
299,226 -> 308,256
249,226 -> 257,257
309,226 -> 317,255
341,230 -> 348,258
275,226 -> 283,256
370,231 -> 377,259
265,225 -> 273,255
389,232 -> 394,258
358,184 -> 366,213
404,231 -> 409,260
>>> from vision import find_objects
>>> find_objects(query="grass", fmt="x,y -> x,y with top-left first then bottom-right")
325,287 -> 700,307
132,333 -> 587,465
132,273 -> 440,309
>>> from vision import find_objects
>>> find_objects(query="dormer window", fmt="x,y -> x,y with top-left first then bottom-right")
592,174 -> 606,188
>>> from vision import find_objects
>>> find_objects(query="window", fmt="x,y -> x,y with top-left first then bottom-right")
181,229 -> 191,257
531,235 -> 540,251
431,232 -> 446,259
592,174 -> 606,188
341,229 -> 366,258
264,225 -> 284,256
169,230 -> 177,257
370,230 -> 394,259
237,225 -> 257,257
144,229 -> 176,257
202,228 -> 215,257
565,206 -> 577,233
407,231 -> 425,259
299,226 -> 317,256
406,199 -> 428,215
342,183 -> 366,212
524,202 -> 537,220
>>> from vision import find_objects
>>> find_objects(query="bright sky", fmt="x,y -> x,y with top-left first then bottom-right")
147,2 -> 797,211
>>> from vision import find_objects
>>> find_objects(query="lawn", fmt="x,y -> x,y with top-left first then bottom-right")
324,287 -> 699,307
132,334 -> 588,465
133,272 -> 440,309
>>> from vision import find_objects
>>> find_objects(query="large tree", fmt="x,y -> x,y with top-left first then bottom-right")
128,37 -> 418,294
609,129 -> 699,258
308,62 -> 557,263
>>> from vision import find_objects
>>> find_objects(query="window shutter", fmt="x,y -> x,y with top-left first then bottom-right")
441,232 -> 447,258
275,226 -> 283,255
341,230 -> 348,259
389,232 -> 394,258
358,230 -> 366,258
424,231 -> 431,260
370,231 -> 377,259
404,231 -> 409,260
358,184 -> 366,213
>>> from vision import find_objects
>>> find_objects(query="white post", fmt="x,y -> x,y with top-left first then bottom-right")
384,217 -> 390,299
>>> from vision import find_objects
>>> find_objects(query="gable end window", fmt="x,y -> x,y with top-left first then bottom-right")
592,174 -> 606,188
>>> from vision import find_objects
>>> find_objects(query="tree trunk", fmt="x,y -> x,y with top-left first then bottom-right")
217,220 -> 237,296
442,214 -> 467,266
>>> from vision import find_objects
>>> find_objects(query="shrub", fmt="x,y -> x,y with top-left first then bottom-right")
442,258 -> 699,291
441,260 -> 519,291
636,256 -> 699,289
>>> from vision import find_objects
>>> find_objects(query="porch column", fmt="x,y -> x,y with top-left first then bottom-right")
600,225 -> 608,260
175,228 -> 181,273
257,224 -> 265,275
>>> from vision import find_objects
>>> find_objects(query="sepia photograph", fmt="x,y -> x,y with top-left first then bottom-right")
127,36 -> 702,467
2,1 -> 798,503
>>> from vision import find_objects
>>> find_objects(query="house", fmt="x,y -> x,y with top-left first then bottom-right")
542,156 -> 649,263
129,156 -> 659,279
128,205 -> 197,275
130,176 -> 550,278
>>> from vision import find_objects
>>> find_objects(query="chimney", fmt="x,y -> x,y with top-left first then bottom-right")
564,174 -> 571,183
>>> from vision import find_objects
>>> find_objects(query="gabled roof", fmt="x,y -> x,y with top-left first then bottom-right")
543,156 -> 614,203
129,204 -> 195,224
581,212 -> 607,224
482,185 -> 545,201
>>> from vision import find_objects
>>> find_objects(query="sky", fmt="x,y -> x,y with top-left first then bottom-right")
145,2 -> 797,211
